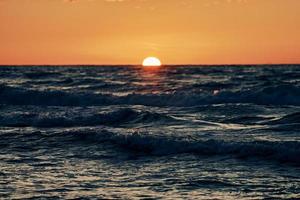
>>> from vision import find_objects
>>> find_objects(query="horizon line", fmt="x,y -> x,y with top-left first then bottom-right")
0,63 -> 299,67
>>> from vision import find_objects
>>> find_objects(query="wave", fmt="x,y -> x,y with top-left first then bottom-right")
23,71 -> 62,79
23,129 -> 299,165
221,111 -> 300,126
0,108 -> 178,128
221,116 -> 273,125
267,112 -> 300,125
1,84 -> 300,106
88,130 -> 300,165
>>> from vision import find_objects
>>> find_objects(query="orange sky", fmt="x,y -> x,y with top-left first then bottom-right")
0,0 -> 299,65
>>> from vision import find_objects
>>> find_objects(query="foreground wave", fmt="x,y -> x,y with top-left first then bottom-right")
2,129 -> 299,165
75,130 -> 300,165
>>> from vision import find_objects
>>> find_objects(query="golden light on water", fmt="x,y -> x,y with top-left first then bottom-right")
142,57 -> 162,67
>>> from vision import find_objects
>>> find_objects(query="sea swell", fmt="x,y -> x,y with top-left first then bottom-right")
2,129 -> 299,165
77,130 -> 300,165
1,83 -> 300,107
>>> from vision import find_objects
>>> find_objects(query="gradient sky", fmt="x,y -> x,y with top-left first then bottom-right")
0,0 -> 299,65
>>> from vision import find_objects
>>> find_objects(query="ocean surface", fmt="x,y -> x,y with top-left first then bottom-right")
0,65 -> 300,199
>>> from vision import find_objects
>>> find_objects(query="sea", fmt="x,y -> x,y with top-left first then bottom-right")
0,65 -> 299,199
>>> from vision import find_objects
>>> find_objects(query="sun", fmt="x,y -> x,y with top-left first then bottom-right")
142,57 -> 162,67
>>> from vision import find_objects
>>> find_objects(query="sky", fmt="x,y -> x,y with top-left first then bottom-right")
0,0 -> 299,65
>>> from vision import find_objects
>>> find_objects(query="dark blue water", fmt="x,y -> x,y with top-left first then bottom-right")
0,65 -> 300,199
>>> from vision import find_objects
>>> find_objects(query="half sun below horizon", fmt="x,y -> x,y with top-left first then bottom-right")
142,57 -> 162,67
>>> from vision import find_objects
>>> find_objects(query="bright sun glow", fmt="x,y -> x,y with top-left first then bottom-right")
142,57 -> 162,67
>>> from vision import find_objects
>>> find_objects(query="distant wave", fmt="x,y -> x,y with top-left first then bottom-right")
23,71 -> 62,79
1,83 -> 300,106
